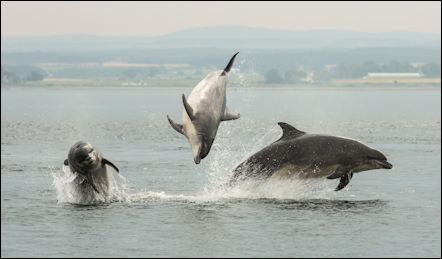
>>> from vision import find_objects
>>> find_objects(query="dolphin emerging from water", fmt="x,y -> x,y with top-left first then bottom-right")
167,52 -> 240,164
231,122 -> 393,191
64,141 -> 119,197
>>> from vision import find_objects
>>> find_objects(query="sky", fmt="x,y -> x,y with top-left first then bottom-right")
1,1 -> 441,37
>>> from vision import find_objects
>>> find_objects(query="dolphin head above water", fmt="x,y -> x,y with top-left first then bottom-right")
66,141 -> 102,172
352,147 -> 393,172
64,141 -> 119,193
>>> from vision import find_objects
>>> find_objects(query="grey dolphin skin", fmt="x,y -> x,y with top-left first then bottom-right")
231,122 -> 393,191
167,52 -> 240,164
64,141 -> 119,195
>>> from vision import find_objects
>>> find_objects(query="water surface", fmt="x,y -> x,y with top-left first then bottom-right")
1,85 -> 441,257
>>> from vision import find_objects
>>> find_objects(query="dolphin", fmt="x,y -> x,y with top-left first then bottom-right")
64,141 -> 119,196
230,122 -> 393,191
167,52 -> 240,164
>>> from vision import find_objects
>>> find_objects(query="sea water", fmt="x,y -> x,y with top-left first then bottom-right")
1,85 -> 441,257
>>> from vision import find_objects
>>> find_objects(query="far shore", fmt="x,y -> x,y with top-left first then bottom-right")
1,76 -> 440,89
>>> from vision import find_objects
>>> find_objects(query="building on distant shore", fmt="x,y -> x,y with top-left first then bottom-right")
363,73 -> 422,79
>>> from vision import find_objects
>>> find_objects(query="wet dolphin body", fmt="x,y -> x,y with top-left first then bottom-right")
64,141 -> 119,196
231,122 -> 393,191
167,52 -> 240,164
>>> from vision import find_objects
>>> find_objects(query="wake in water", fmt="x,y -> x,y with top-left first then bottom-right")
51,166 -> 342,205
114,178 -> 340,204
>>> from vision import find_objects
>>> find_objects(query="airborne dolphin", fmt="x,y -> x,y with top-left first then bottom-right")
231,122 -> 393,191
167,52 -> 240,164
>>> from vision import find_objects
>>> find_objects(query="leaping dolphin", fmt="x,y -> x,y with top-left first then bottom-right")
230,122 -> 393,191
167,52 -> 240,164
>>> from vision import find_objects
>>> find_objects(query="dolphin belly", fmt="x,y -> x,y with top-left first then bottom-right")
91,167 -> 112,196
186,71 -> 227,119
269,163 -> 340,180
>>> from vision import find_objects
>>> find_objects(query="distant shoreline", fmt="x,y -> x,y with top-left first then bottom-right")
1,75 -> 440,88
2,82 -> 441,91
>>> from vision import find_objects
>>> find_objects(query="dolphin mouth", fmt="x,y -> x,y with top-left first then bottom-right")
376,160 -> 393,169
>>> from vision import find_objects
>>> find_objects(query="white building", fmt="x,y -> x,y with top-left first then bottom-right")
364,73 -> 422,79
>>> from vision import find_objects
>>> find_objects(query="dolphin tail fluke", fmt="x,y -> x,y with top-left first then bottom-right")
182,94 -> 196,120
102,158 -> 119,173
220,52 -> 239,76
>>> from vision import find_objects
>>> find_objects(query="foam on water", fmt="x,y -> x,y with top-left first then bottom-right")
52,173 -> 340,205
51,166 -> 131,205
116,177 -> 342,205
51,149 -> 342,205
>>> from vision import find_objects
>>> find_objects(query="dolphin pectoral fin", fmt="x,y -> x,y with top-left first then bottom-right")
326,167 -> 348,179
221,112 -> 240,121
102,158 -> 119,173
64,159 -> 69,166
221,108 -> 240,121
182,94 -> 196,120
167,115 -> 184,135
86,175 -> 100,193
220,52 -> 239,76
335,173 -> 353,191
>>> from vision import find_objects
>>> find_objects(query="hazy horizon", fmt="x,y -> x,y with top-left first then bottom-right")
1,1 -> 440,37
1,25 -> 441,39
2,1 -> 440,86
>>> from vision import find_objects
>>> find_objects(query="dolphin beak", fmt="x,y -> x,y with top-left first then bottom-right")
194,155 -> 201,164
192,144 -> 202,164
383,161 -> 393,169
377,160 -> 393,169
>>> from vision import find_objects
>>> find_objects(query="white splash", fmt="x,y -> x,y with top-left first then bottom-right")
106,177 -> 339,204
116,123 -> 341,204
51,166 -> 131,205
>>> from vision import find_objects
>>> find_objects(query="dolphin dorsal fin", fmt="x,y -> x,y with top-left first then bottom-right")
277,122 -> 306,139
